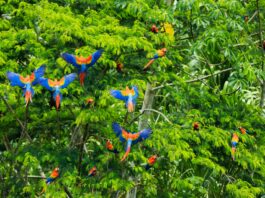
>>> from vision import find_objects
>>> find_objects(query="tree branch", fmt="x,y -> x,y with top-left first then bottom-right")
140,109 -> 172,124
152,68 -> 233,91
0,95 -> 25,130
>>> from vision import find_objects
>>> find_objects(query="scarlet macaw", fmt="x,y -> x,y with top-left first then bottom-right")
145,155 -> 157,170
38,73 -> 76,110
143,48 -> 167,70
193,122 -> 199,131
88,166 -> 97,177
110,86 -> 138,112
40,167 -> 60,194
61,49 -> 103,86
46,167 -> 60,184
112,122 -> 152,162
238,127 -> 255,136
106,139 -> 119,154
231,133 -> 239,161
6,65 -> 46,106
151,24 -> 159,33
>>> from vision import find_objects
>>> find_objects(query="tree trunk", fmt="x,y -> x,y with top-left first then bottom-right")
126,82 -> 155,198
138,82 -> 155,130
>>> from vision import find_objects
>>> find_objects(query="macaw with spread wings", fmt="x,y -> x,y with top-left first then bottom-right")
112,122 -> 152,162
7,65 -> 46,106
39,73 -> 76,110
61,49 -> 103,86
110,86 -> 138,112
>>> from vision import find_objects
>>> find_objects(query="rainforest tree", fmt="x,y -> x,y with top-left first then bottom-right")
0,0 -> 265,197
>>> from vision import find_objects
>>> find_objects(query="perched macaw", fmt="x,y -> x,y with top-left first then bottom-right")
151,24 -> 159,33
46,167 -> 60,184
39,73 -> 76,110
238,127 -> 255,136
243,15 -> 249,23
110,86 -> 138,112
61,49 -> 103,86
112,122 -> 152,162
106,139 -> 119,154
6,65 -> 46,106
143,48 -> 167,71
145,155 -> 157,170
116,62 -> 123,73
238,127 -> 248,135
88,166 -> 97,177
231,133 -> 239,161
40,167 -> 60,194
193,122 -> 199,131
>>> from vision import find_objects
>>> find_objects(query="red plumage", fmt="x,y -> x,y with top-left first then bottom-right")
193,122 -> 199,131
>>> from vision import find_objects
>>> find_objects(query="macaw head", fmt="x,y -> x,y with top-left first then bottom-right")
86,98 -> 94,104
89,166 -> 97,176
106,139 -> 113,149
161,48 -> 167,53
148,155 -> 157,164
122,86 -> 134,96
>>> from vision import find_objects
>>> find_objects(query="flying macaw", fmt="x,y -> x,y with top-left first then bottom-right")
6,65 -> 46,106
112,122 -> 152,162
145,155 -> 157,170
106,139 -> 119,154
231,133 -> 239,161
38,73 -> 76,110
88,166 -> 97,177
61,49 -> 103,86
143,48 -> 167,71
110,86 -> 138,112
193,122 -> 199,131
46,167 -> 60,184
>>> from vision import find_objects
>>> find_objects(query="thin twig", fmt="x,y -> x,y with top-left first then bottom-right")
248,10 -> 258,23
0,95 -> 25,130
152,68 -> 233,91
140,109 -> 172,124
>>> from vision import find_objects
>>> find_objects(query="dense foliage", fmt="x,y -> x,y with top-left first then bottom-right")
1,0 -> 265,197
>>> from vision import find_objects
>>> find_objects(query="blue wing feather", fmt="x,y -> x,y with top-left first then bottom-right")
60,73 -> 77,89
61,53 -> 81,68
88,49 -> 103,67
133,129 -> 152,144
6,72 -> 25,88
110,90 -> 128,101
39,78 -> 54,91
32,65 -> 46,85
112,122 -> 126,142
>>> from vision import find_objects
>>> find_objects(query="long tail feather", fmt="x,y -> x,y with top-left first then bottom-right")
127,101 -> 134,112
121,139 -> 132,162
79,72 -> 86,86
25,91 -> 31,106
143,59 -> 155,70
56,94 -> 60,110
